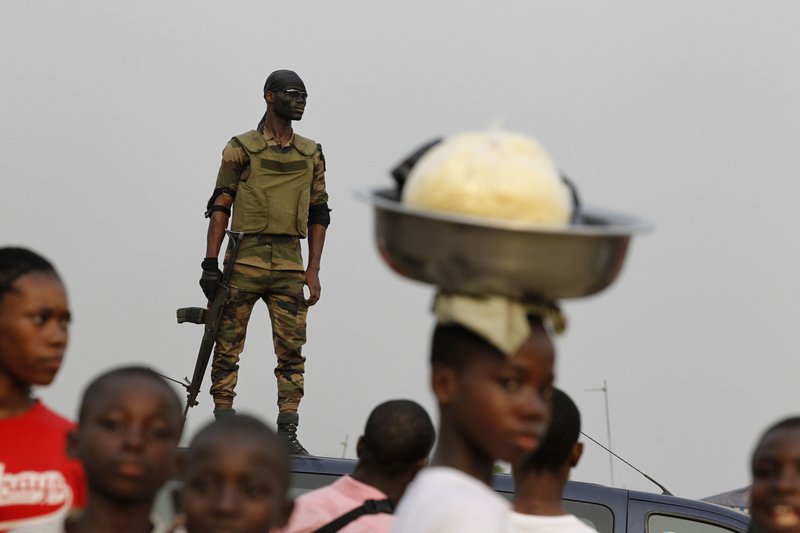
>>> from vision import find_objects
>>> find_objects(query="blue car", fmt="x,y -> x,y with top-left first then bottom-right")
290,456 -> 751,533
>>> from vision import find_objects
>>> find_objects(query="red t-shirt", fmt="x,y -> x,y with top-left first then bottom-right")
0,401 -> 87,532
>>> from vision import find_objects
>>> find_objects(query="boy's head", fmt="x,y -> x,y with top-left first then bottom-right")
357,399 -> 435,477
750,417 -> 800,533
430,314 -> 555,464
0,247 -> 69,389
69,366 -> 183,504
180,414 -> 293,533
513,388 -> 583,479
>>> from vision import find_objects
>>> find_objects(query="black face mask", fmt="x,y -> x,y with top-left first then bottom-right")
271,88 -> 306,122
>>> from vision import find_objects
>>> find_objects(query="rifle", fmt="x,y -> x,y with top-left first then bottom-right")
176,230 -> 244,423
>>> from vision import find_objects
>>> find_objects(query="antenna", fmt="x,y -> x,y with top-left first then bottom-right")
580,430 -> 672,496
585,380 -> 615,486
340,434 -> 349,458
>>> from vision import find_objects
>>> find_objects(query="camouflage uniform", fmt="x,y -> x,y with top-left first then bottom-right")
210,129 -> 328,414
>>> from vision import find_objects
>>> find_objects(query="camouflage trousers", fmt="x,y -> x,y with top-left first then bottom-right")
210,265 -> 307,413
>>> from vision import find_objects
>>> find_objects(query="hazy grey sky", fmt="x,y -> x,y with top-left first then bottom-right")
2,0 -> 799,500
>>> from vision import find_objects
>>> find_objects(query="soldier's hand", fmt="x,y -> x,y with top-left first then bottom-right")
304,267 -> 321,306
200,257 -> 223,301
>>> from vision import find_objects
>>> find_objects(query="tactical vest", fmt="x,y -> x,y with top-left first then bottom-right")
230,130 -> 317,237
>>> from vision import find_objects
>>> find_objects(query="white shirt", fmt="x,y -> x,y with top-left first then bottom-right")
392,467 -> 510,533
509,512 -> 598,533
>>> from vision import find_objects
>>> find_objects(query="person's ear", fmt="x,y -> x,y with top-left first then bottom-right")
431,364 -> 457,405
570,442 -> 584,467
171,486 -> 185,522
265,91 -> 274,105
66,429 -> 80,459
172,448 -> 184,478
411,456 -> 427,475
355,436 -> 365,459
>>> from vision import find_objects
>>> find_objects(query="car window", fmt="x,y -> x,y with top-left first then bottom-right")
564,499 -> 614,533
493,490 -> 614,533
649,513 -> 740,533
290,471 -> 342,499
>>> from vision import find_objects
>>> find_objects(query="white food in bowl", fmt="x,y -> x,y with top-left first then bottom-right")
402,130 -> 571,225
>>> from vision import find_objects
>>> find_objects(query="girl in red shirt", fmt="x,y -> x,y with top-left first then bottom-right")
0,247 -> 86,531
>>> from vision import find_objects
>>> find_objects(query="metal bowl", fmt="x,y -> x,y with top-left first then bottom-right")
359,187 -> 651,301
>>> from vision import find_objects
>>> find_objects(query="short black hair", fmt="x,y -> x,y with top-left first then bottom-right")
185,414 -> 291,491
518,388 -> 580,475
0,246 -> 60,303
359,400 -> 435,476
751,416 -> 800,468
430,315 -> 546,372
78,366 -> 183,424
430,324 -> 504,372
758,416 -> 800,437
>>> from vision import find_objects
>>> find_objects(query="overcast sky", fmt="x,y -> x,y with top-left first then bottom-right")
2,1 -> 799,500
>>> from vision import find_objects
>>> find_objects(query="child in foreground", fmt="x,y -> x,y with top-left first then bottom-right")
0,247 -> 86,531
750,417 -> 800,533
179,414 -> 293,533
65,366 -> 183,533
391,294 -> 558,533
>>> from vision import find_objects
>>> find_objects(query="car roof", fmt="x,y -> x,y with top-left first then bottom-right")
493,466 -> 749,528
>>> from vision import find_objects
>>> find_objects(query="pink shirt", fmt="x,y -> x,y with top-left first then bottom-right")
284,475 -> 393,533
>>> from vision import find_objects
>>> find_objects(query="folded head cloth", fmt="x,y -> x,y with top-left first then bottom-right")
433,291 -> 566,357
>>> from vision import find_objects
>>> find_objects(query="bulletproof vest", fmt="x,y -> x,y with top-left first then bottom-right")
230,130 -> 316,237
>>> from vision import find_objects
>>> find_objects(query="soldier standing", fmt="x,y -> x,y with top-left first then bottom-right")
201,69 -> 330,455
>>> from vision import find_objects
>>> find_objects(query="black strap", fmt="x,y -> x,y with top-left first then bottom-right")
312,499 -> 395,533
204,187 -> 236,218
206,204 -> 231,218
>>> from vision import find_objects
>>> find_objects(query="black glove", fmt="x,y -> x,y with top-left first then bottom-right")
200,258 -> 223,300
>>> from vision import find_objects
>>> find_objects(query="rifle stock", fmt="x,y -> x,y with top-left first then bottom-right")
178,231 -> 244,422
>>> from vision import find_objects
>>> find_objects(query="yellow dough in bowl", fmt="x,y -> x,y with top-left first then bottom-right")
402,130 -> 571,225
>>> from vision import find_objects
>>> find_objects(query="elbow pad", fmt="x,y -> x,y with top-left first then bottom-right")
308,202 -> 331,228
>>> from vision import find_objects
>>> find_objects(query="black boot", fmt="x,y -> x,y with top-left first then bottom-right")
277,412 -> 309,456
213,406 -> 236,419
